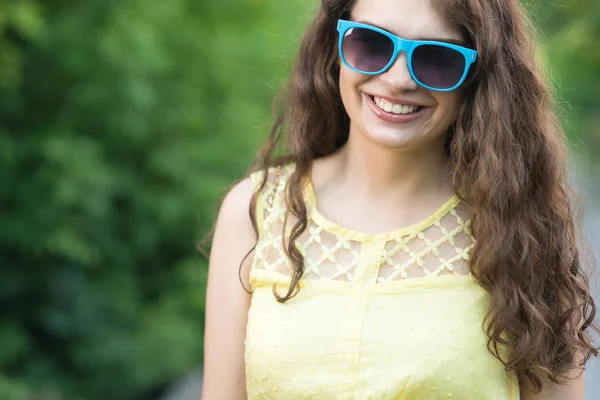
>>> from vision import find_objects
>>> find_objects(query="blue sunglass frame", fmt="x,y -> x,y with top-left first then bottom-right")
337,19 -> 478,92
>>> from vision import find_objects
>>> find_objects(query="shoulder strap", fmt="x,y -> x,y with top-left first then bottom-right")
264,165 -> 282,221
250,165 -> 282,237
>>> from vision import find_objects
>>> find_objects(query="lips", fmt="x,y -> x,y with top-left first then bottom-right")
363,93 -> 430,123
365,93 -> 427,107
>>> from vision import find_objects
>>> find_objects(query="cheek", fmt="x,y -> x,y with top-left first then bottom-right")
435,92 -> 463,124
338,69 -> 363,112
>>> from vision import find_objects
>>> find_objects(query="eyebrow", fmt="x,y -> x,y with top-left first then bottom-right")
356,20 -> 467,46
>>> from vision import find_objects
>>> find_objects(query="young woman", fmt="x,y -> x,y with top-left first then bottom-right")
202,0 -> 599,398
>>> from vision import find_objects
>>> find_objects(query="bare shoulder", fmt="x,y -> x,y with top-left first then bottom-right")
519,368 -> 585,400
218,177 -> 255,227
211,178 -> 257,267
210,176 -> 258,284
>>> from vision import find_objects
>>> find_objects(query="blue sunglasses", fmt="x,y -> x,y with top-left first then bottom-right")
337,19 -> 478,92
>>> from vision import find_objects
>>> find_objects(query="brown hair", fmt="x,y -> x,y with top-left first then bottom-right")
243,0 -> 599,393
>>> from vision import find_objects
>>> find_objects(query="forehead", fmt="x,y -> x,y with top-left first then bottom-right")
350,0 -> 462,42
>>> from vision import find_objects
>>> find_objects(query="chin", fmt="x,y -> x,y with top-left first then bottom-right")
360,126 -> 426,150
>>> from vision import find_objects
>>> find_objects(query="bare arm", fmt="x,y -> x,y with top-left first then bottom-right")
202,178 -> 256,400
520,364 -> 585,400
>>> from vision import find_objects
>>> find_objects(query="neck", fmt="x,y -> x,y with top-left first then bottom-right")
330,130 -> 454,202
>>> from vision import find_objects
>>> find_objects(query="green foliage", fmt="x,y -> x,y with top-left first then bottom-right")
529,0 -> 600,158
0,0 -> 598,399
0,0 -> 309,398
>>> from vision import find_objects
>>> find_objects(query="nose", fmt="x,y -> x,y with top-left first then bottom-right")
380,52 -> 419,90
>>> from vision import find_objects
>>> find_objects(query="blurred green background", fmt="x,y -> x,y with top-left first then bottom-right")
0,0 -> 598,399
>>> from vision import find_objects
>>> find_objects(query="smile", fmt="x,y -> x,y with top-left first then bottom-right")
373,96 -> 423,115
364,93 -> 429,123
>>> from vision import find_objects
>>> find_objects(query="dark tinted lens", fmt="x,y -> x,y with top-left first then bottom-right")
412,45 -> 466,89
341,27 -> 394,73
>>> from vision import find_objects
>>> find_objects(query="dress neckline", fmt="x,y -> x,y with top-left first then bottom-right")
302,176 -> 461,243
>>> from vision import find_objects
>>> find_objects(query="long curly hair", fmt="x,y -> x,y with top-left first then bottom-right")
244,0 -> 599,392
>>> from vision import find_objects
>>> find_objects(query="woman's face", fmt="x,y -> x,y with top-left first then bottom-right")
339,0 -> 466,151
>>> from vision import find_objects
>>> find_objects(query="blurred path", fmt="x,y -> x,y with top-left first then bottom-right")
160,172 -> 600,400
159,368 -> 203,400
580,171 -> 600,398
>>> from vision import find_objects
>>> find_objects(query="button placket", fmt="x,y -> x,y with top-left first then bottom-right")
348,240 -> 387,399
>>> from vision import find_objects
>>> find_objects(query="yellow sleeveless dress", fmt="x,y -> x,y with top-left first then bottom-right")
244,164 -> 520,400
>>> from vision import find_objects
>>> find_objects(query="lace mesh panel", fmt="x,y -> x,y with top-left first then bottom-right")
298,225 -> 361,281
252,166 -> 475,283
377,207 -> 474,282
253,166 -> 293,276
254,166 -> 363,280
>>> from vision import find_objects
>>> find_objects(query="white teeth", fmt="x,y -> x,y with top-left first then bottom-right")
373,96 -> 419,115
